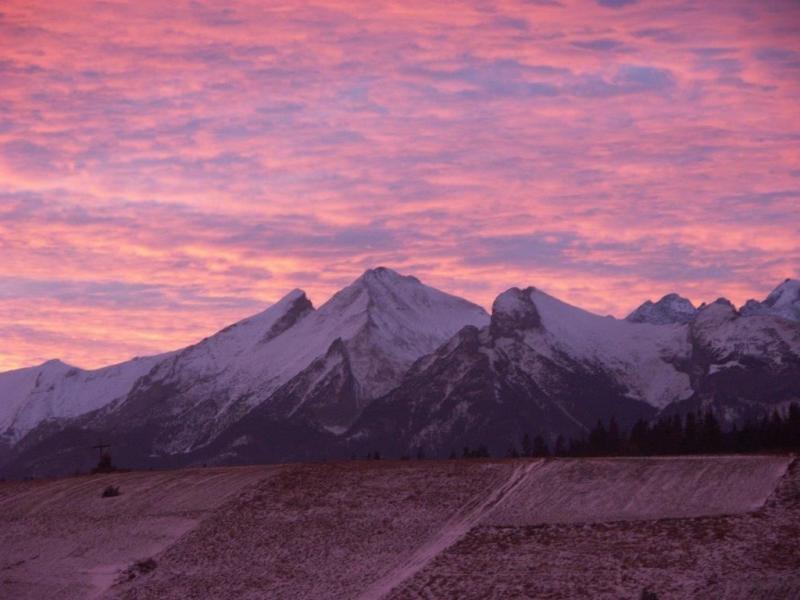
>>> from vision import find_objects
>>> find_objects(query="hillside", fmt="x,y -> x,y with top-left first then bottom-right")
0,455 -> 797,599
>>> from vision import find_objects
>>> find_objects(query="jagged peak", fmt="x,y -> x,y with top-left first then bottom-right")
626,292 -> 696,325
661,292 -> 691,303
740,298 -> 764,312
764,278 -> 800,307
695,297 -> 737,325
359,266 -> 419,283
352,267 -> 425,296
261,290 -> 315,343
698,297 -> 735,309
740,278 -> 800,321
269,288 -> 312,313
34,358 -> 74,374
240,288 -> 311,321
490,287 -> 541,338
323,267 -> 487,321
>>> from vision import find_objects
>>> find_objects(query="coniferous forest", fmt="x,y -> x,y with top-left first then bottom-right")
508,403 -> 800,459
400,404 -> 800,462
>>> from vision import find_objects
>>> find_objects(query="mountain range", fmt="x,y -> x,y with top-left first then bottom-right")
1,269 -> 799,477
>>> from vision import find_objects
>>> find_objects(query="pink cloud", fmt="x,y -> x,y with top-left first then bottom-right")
0,0 -> 798,370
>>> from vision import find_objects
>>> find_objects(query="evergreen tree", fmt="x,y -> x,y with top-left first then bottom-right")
589,420 -> 608,455
788,402 -> 800,448
521,433 -> 533,458
607,417 -> 621,455
701,411 -> 722,453
629,419 -> 650,455
683,412 -> 697,454
532,435 -> 549,457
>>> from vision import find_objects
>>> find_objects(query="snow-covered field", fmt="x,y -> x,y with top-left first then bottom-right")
0,456 -> 796,600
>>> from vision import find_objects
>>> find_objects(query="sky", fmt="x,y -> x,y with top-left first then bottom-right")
1,0 -> 799,371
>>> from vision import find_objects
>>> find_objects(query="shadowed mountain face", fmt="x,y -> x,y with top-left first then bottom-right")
1,273 -> 799,477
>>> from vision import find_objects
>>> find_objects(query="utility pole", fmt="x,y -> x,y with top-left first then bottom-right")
91,442 -> 114,473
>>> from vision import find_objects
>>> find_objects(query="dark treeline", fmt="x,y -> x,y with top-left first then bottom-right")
521,403 -> 800,458
363,403 -> 800,461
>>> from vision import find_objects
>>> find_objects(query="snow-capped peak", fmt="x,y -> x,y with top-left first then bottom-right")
357,266 -> 420,285
319,267 -> 489,343
626,293 -> 697,325
0,352 -> 169,442
740,279 -> 800,322
512,288 -> 693,408
765,278 -> 800,305
490,287 -> 542,338
694,298 -> 738,328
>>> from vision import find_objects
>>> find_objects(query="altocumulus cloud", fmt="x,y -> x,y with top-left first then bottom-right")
0,0 -> 797,369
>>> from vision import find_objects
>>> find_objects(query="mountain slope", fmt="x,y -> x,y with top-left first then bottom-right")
0,268 -> 490,475
740,279 -> 800,322
349,286 -> 800,458
89,267 -> 490,454
665,298 -> 800,421
348,287 -> 685,456
2,274 -> 799,477
263,267 -> 491,430
0,355 -> 168,445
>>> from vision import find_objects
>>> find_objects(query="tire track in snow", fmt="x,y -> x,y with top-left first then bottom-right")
354,460 -> 544,600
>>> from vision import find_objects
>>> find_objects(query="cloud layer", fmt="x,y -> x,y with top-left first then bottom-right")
1,0 -> 799,369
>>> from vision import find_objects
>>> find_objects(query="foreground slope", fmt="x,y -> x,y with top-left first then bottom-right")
390,458 -> 800,600
0,466 -> 273,600
0,456 -> 794,600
